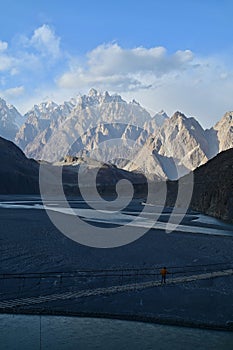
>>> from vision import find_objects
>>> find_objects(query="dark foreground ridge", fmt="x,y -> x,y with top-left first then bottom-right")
0,137 -> 39,193
190,148 -> 233,223
160,148 -> 233,223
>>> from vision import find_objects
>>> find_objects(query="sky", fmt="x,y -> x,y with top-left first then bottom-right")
0,0 -> 233,127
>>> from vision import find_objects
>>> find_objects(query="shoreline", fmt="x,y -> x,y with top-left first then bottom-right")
1,308 -> 233,332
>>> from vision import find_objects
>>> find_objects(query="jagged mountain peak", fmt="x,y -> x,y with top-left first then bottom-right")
0,97 -> 8,106
211,111 -> 233,153
87,89 -> 125,105
167,111 -> 205,135
0,97 -> 23,140
214,111 -> 233,127
33,100 -> 58,112
106,92 -> 125,103
170,111 -> 187,121
151,110 -> 168,127
223,111 -> 233,119
157,109 -> 167,116
0,97 -> 20,114
159,109 -> 165,114
88,88 -> 99,97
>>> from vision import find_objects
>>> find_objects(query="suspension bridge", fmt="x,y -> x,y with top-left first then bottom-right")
0,262 -> 232,311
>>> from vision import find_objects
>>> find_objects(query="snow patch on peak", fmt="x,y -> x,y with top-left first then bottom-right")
88,88 -> 98,97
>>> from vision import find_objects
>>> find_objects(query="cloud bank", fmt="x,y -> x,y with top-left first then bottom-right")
0,24 -> 232,127
57,43 -> 195,91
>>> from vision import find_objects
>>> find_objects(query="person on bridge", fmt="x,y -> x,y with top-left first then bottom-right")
160,267 -> 168,284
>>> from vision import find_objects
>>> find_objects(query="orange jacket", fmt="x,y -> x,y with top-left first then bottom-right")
160,268 -> 167,276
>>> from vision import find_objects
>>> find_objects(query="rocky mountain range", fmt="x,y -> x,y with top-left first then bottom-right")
15,89 -> 159,164
0,89 -> 233,181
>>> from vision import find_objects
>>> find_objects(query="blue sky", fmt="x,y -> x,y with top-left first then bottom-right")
0,0 -> 233,127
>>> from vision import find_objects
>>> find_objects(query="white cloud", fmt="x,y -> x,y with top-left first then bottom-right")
0,41 -> 8,52
0,40 -> 13,72
1,85 -> 24,98
0,28 -> 232,129
87,44 -> 194,76
0,54 -> 14,71
0,25 -> 61,78
30,24 -> 61,59
55,43 -> 233,127
10,67 -> 19,76
121,59 -> 233,128
57,43 -> 195,90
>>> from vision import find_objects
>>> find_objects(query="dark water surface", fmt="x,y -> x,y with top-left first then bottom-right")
0,314 -> 233,350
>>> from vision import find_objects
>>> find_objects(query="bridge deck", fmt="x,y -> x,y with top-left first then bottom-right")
0,268 -> 232,309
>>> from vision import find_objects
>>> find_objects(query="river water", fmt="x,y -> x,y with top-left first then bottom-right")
0,197 -> 233,237
0,314 -> 233,350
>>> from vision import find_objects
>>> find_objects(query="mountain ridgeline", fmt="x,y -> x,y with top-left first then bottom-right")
1,89 -> 233,181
